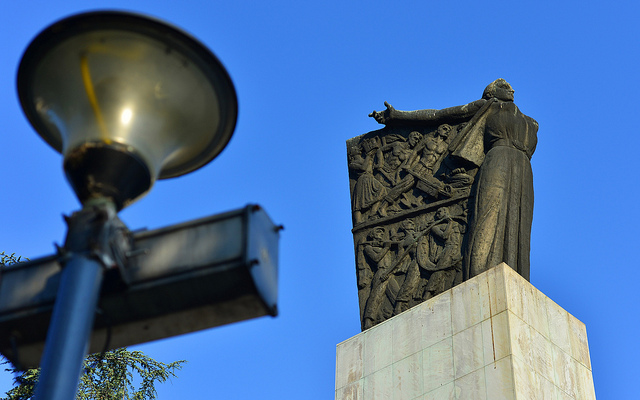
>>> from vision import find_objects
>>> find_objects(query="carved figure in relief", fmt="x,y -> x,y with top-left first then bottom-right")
376,132 -> 423,216
417,207 -> 463,300
391,207 -> 463,314
355,227 -> 383,318
387,219 -> 421,315
378,125 -> 456,218
392,218 -> 432,315
375,134 -> 411,187
369,78 -> 538,281
420,124 -> 452,173
361,227 -> 394,330
348,139 -> 387,224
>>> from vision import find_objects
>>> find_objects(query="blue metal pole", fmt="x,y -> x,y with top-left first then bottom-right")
33,254 -> 104,400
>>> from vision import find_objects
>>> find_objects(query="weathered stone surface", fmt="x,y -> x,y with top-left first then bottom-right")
348,79 -> 538,329
335,264 -> 596,400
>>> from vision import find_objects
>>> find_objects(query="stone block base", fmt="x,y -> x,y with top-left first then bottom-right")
335,263 -> 595,399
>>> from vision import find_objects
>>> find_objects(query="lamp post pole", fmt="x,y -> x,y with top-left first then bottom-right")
34,199 -> 124,400
33,256 -> 104,400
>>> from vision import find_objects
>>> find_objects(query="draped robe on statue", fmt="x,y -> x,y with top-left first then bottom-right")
461,100 -> 538,280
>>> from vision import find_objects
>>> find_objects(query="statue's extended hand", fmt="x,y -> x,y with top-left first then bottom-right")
369,101 -> 396,125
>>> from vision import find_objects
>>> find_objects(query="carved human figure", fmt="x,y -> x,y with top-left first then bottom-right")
361,227 -> 394,330
419,124 -> 452,173
349,139 -> 387,224
392,218 -> 429,314
369,78 -> 538,280
377,125 -> 454,217
416,207 -> 463,300
392,207 -> 462,313
388,219 -> 423,315
355,227 -> 383,319
377,131 -> 423,216
376,135 -> 412,186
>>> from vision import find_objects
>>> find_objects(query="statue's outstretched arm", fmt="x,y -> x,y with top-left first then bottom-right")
364,243 -> 391,263
370,99 -> 487,126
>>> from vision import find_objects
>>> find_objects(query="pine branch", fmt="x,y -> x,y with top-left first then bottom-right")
2,349 -> 185,400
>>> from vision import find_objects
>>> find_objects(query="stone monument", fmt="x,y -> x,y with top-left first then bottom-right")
347,79 -> 538,330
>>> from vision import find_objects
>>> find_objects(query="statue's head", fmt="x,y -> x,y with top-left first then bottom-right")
402,219 -> 416,232
348,145 -> 361,161
362,137 -> 379,153
369,227 -> 385,241
408,131 -> 423,147
436,124 -> 452,139
482,78 -> 514,102
436,207 -> 450,220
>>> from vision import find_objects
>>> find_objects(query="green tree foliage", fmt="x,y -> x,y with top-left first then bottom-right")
0,252 -> 26,266
3,349 -> 185,400
1,254 -> 185,399
78,349 -> 184,400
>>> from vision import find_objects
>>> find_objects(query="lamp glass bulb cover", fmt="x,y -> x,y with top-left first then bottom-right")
18,11 -> 238,209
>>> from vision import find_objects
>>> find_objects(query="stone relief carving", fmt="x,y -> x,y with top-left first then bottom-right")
348,79 -> 538,330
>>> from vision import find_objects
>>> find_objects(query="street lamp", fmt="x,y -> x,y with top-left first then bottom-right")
9,11 -> 273,400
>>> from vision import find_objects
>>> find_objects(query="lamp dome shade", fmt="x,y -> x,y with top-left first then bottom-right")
17,11 -> 238,210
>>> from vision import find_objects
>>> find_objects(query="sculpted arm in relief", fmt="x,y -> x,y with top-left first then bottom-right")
363,241 -> 391,264
369,99 -> 487,126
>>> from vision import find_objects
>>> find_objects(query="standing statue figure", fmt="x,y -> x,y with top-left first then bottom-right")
369,78 -> 538,281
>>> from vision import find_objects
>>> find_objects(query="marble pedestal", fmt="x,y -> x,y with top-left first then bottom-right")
335,263 -> 595,399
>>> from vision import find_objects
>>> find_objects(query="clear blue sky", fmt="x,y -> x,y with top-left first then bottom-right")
1,1 -> 638,398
